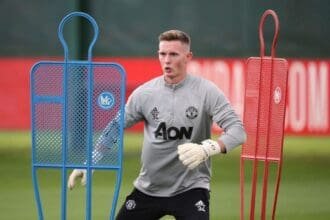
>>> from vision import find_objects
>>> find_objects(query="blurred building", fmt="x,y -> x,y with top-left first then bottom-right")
0,0 -> 329,58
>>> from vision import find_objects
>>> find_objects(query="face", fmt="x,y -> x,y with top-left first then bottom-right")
158,40 -> 192,84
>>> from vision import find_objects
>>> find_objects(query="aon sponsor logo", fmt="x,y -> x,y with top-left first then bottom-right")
154,122 -> 193,140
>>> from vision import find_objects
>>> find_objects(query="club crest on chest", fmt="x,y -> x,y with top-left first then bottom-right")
186,106 -> 198,119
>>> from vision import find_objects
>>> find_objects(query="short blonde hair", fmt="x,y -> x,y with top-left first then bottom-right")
158,30 -> 191,46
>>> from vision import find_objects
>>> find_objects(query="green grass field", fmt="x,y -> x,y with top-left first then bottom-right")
1,131 -> 330,219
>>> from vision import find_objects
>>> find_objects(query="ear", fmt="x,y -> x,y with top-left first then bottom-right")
186,51 -> 193,60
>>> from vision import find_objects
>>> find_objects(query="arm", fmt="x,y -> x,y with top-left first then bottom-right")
68,112 -> 122,189
209,82 -> 247,153
68,87 -> 144,190
178,81 -> 246,169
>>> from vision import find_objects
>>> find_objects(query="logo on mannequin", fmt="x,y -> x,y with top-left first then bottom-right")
98,92 -> 115,110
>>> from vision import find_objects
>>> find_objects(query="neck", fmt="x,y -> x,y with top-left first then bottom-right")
164,74 -> 186,85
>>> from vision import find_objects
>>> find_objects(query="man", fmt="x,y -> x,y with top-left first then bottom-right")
68,30 -> 246,220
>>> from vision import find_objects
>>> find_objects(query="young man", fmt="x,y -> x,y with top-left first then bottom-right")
68,30 -> 246,220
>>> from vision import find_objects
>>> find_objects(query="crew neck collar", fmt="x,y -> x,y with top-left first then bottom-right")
163,74 -> 190,90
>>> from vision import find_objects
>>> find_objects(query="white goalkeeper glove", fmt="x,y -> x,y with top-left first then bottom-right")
178,139 -> 222,170
67,169 -> 87,190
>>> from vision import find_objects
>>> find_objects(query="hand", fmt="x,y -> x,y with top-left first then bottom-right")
177,139 -> 221,169
67,169 -> 87,190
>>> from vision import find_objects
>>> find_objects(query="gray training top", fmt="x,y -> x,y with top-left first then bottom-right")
122,74 -> 246,197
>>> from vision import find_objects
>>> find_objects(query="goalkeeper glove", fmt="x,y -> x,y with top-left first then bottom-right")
177,139 -> 222,169
67,169 -> 87,190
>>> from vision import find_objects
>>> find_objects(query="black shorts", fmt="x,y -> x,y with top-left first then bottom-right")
116,188 -> 210,220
